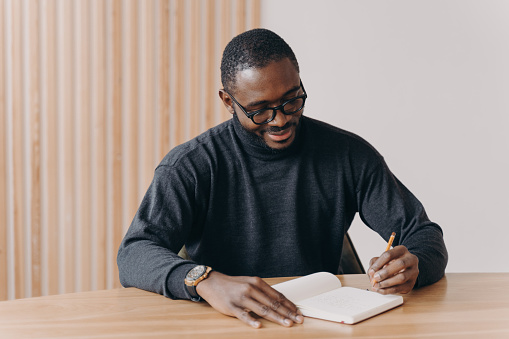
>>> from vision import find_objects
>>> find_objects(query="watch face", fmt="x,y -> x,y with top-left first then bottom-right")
187,265 -> 206,282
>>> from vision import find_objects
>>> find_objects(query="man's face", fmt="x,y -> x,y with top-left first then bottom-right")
220,58 -> 304,150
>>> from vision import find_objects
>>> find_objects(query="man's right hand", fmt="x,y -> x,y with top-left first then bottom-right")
195,271 -> 304,328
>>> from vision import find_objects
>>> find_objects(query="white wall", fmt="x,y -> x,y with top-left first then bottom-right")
262,0 -> 509,273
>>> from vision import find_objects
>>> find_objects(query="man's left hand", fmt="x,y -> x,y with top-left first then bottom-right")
368,245 -> 419,294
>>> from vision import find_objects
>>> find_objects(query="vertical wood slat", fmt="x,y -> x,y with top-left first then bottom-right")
72,0 -> 81,292
140,0 -> 156,197
109,0 -> 124,287
44,0 -> 59,297
1,0 -> 260,300
158,0 -> 170,161
78,0 -> 92,293
62,0 -> 75,294
189,0 -> 200,138
0,0 -> 8,301
92,0 -> 108,291
250,0 -> 261,28
111,0 -> 123,289
124,0 -> 138,240
12,0 -> 26,300
220,0 -> 232,122
236,0 -> 246,34
29,0 -> 42,299
204,0 -> 215,130
170,0 -> 184,148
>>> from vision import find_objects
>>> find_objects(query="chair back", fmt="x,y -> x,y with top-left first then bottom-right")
339,233 -> 365,274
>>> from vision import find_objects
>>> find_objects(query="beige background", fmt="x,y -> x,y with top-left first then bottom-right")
262,0 -> 509,273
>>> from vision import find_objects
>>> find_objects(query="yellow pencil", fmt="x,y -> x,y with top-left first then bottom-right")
372,232 -> 396,287
385,232 -> 396,252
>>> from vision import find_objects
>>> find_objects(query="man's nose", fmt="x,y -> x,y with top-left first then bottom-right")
268,108 -> 288,127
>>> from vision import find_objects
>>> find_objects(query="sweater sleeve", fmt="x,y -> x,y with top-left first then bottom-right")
356,159 -> 448,288
117,164 -> 198,299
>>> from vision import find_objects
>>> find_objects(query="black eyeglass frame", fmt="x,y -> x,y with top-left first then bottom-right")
225,80 -> 307,125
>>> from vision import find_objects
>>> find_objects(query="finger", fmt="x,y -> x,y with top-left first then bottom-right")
247,286 -> 301,325
233,307 -> 262,328
249,278 -> 303,323
258,279 -> 299,311
265,291 -> 304,324
370,246 -> 409,278
374,252 -> 418,284
242,297 -> 294,327
375,269 -> 411,289
373,258 -> 408,282
375,279 -> 415,295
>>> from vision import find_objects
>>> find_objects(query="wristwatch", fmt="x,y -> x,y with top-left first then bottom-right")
184,265 -> 212,302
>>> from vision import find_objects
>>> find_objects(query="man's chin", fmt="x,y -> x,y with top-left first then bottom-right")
234,112 -> 303,152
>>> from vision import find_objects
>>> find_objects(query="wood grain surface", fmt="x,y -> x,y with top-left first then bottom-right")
1,273 -> 508,338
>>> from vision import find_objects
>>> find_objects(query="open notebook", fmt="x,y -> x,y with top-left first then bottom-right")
272,272 -> 403,324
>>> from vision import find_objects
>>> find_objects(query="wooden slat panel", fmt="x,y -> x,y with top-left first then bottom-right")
189,0 -> 200,138
2,0 -> 261,300
204,0 -> 215,130
170,0 -> 184,148
0,0 -> 8,301
140,0 -> 156,192
62,0 -> 76,294
28,0 -> 42,298
250,0 -> 260,29
91,0 -> 108,291
158,0 -> 170,160
72,0 -> 81,292
12,0 -> 26,300
55,0 -> 65,295
236,0 -> 245,34
220,0 -> 232,122
220,0 -> 232,49
125,0 -> 139,236
77,0 -> 92,293
44,0 -> 59,296
111,0 -> 123,289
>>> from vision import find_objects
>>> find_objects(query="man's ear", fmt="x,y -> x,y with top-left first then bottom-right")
219,90 -> 235,115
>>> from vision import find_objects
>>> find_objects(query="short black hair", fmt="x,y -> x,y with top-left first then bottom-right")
220,28 -> 300,93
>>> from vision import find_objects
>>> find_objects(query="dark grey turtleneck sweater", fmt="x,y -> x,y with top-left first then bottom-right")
117,115 -> 448,300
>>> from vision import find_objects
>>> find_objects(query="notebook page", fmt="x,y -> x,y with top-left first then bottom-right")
272,272 -> 342,303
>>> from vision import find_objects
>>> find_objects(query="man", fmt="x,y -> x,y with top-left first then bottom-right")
117,28 -> 448,329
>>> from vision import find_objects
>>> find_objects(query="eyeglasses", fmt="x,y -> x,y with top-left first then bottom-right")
225,80 -> 307,125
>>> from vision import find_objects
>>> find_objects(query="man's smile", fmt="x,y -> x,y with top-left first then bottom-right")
261,122 -> 297,144
266,128 -> 293,142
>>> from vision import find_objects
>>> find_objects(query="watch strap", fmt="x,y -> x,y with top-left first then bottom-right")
186,283 -> 201,302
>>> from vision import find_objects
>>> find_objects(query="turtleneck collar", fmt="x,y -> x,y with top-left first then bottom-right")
230,113 -> 305,161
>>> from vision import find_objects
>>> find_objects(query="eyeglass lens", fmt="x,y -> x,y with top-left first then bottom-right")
252,97 -> 305,124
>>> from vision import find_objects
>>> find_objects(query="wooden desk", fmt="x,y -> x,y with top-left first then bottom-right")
0,273 -> 508,338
